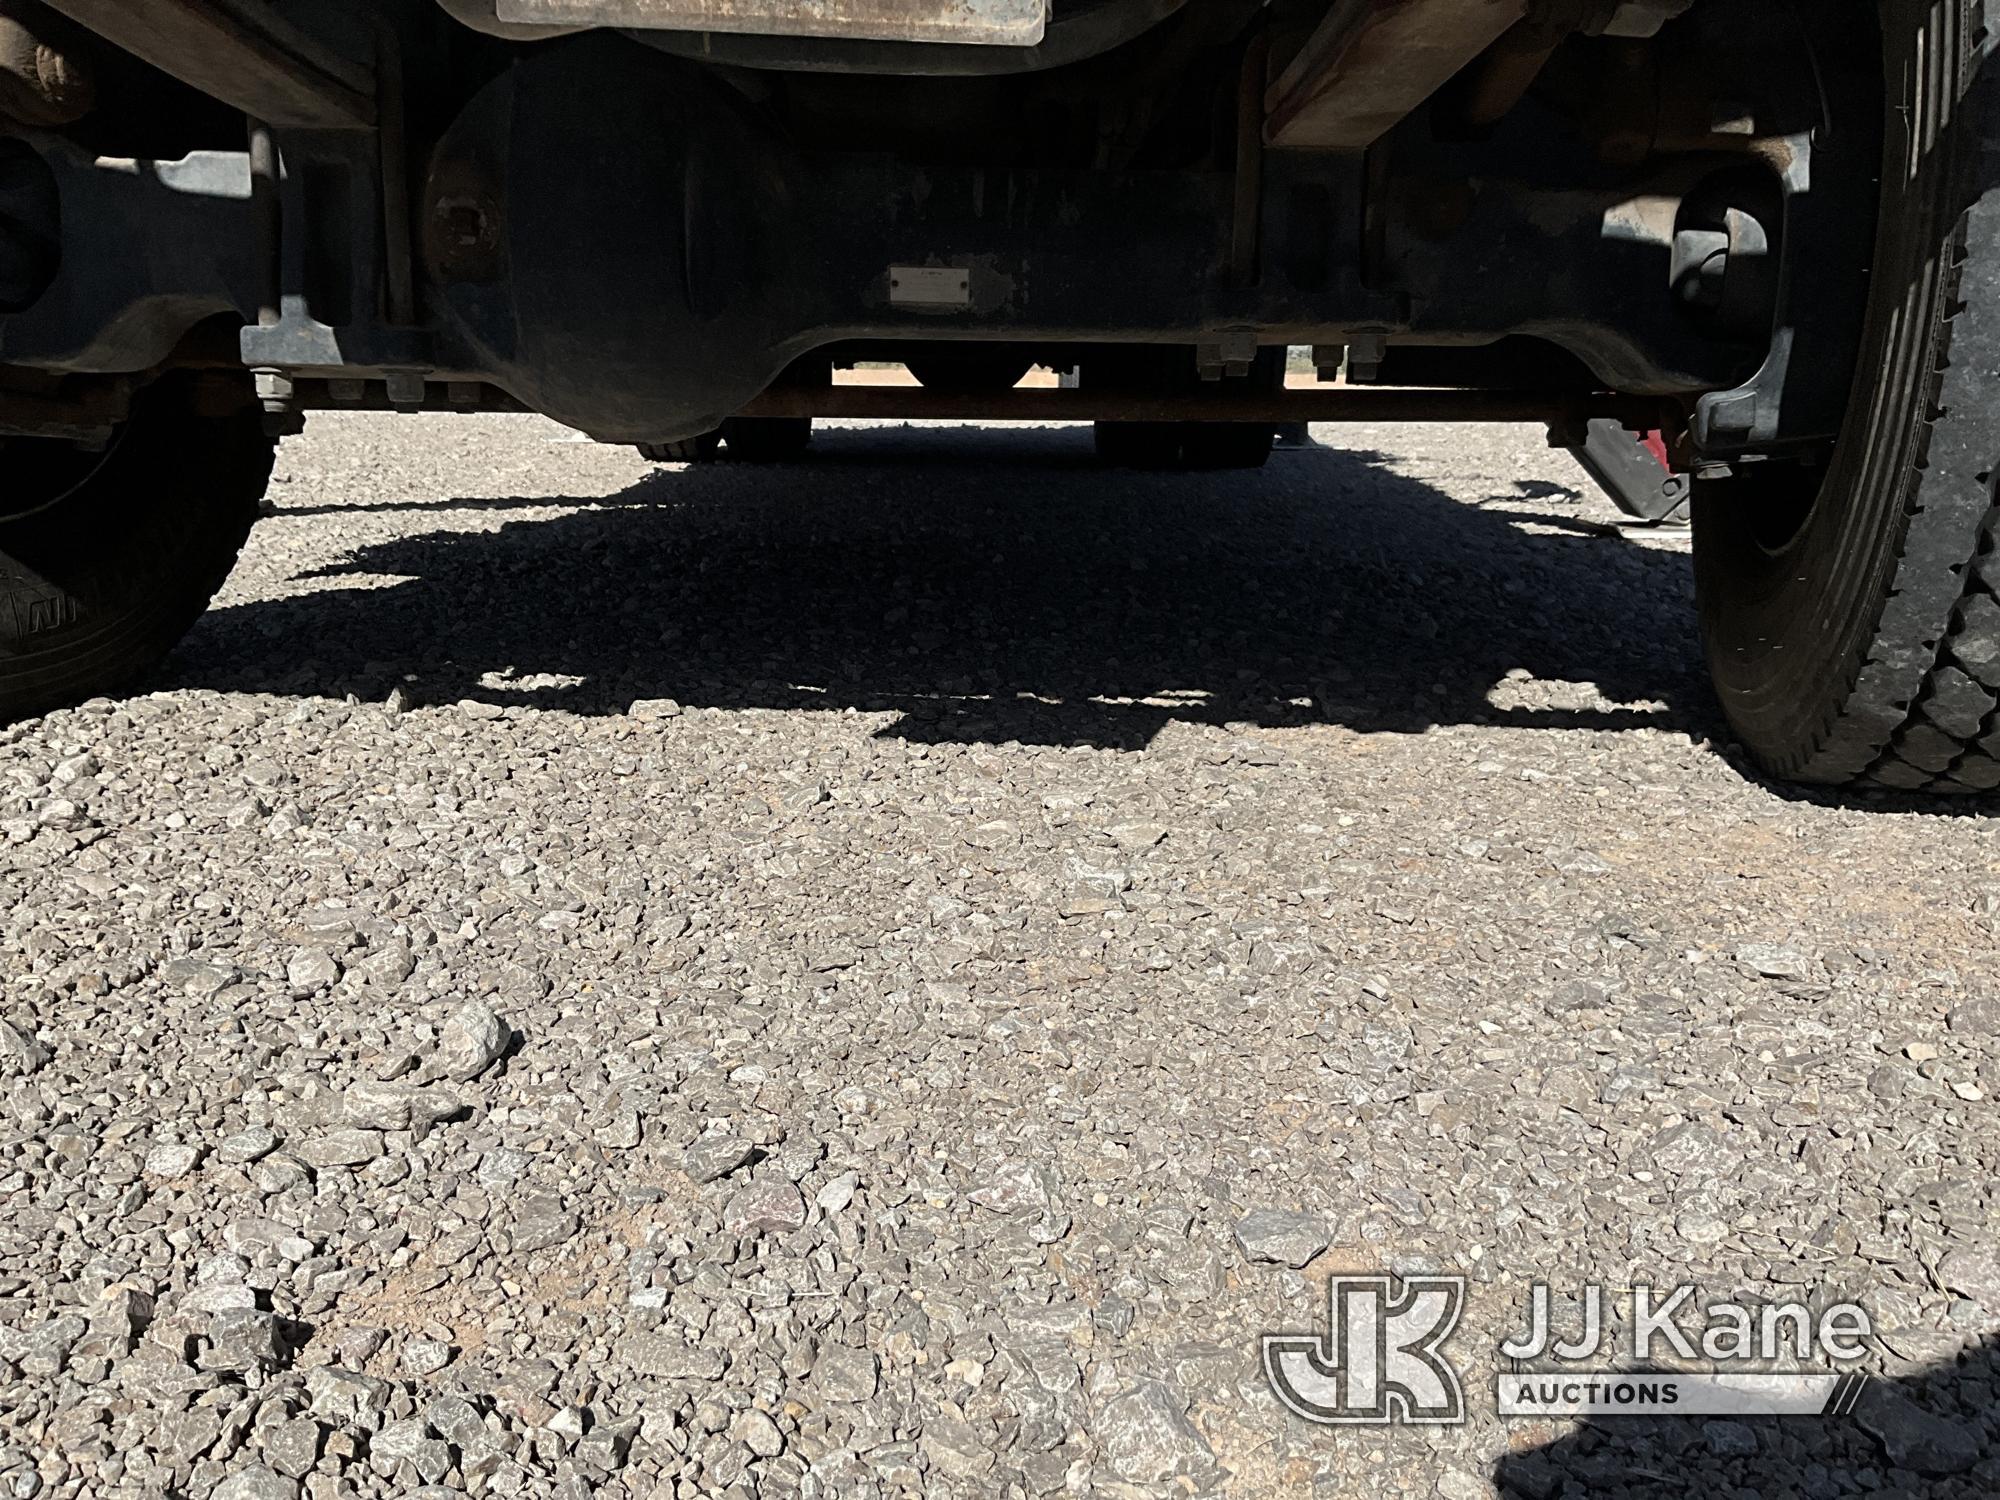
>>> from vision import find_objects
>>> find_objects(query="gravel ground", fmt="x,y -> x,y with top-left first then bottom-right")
1,413 -> 1996,1499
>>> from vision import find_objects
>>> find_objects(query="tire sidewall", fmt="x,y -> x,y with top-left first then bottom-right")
0,377 -> 273,716
1693,0 -> 2000,778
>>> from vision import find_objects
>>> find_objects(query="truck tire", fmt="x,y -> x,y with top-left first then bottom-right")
1091,348 -> 1282,470
721,415 -> 812,463
1093,419 -> 1182,467
1180,348 -> 1281,470
1693,2 -> 2000,792
637,430 -> 722,462
1178,418 -> 1274,470
0,376 -> 273,723
637,421 -> 812,463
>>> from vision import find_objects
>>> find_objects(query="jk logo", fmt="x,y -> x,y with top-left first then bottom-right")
1262,1274 -> 1468,1425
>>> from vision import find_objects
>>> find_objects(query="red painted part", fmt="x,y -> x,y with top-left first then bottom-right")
1639,429 -> 1673,472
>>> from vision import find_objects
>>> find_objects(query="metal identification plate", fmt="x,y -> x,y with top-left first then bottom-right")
496,0 -> 1047,46
888,266 -> 972,308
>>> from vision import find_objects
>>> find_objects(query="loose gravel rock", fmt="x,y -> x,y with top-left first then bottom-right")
1232,1208 -> 1332,1268
0,414 -> 1996,1498
681,1132 -> 757,1185
431,1001 -> 509,1083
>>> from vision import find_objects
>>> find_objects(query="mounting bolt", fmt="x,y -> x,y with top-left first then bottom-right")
1196,332 -> 1258,381
384,370 -> 427,407
252,368 -> 304,437
1346,332 -> 1388,385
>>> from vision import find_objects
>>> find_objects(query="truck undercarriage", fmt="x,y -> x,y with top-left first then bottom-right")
3,0 -> 1999,795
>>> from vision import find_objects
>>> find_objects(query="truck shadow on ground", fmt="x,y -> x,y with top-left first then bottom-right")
1494,1334 -> 1999,1498
180,425 -> 1718,754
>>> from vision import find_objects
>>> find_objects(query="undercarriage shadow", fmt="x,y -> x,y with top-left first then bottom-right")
1496,1335 -> 2000,1498
173,424 -> 1712,752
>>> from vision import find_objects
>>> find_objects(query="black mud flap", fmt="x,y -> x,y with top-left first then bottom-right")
1565,419 -> 1690,526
